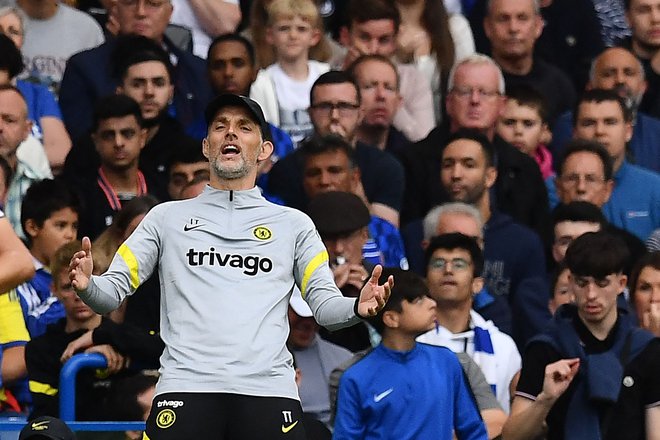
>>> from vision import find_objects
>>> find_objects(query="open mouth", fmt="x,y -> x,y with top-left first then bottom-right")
222,144 -> 241,156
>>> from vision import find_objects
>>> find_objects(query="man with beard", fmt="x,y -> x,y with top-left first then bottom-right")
551,46 -> 660,172
624,0 -> 660,119
63,40 -> 198,199
439,129 -> 550,348
74,95 -> 158,240
68,94 -> 392,439
59,0 -> 212,141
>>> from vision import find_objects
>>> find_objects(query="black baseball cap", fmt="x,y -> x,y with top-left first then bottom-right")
19,416 -> 76,440
307,191 -> 371,236
204,94 -> 272,142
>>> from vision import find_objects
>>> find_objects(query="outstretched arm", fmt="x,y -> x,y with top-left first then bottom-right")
503,358 -> 580,440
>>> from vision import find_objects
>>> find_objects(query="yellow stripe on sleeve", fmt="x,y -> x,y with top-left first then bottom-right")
117,243 -> 140,290
0,291 -> 29,344
29,381 -> 58,396
301,250 -> 329,297
142,432 -> 151,440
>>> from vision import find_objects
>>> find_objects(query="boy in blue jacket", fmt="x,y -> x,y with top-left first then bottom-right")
334,269 -> 487,440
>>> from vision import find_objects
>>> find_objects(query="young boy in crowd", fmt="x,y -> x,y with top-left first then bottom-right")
333,269 -> 487,440
497,85 -> 554,179
16,178 -> 80,337
249,0 -> 330,144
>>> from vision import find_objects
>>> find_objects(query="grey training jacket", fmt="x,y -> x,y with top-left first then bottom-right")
79,186 -> 360,399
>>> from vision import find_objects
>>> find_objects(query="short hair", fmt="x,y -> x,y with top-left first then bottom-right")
266,0 -> 321,27
367,268 -> 429,335
0,33 -> 23,79
565,231 -> 630,278
346,54 -> 400,90
50,240 -> 82,288
310,70 -> 361,105
556,139 -> 614,181
424,233 -> 484,278
589,47 -> 645,83
551,202 -> 607,230
487,0 -> 540,15
444,128 -> 496,167
447,53 -> 506,95
0,7 -> 25,34
505,84 -> 549,123
0,84 -> 26,107
299,134 -> 357,168
345,0 -> 400,32
574,88 -> 632,124
92,94 -> 144,132
168,142 -> 207,169
423,203 -> 484,242
207,33 -> 256,66
20,178 -> 80,241
112,35 -> 174,82
629,251 -> 660,298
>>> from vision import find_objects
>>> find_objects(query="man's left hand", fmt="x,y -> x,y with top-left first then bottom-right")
356,265 -> 393,317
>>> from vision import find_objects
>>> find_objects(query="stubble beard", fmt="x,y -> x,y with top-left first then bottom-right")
212,157 -> 250,180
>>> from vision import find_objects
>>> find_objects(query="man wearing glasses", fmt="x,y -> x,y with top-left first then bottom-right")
418,232 -> 521,414
551,88 -> 660,241
400,54 -> 549,238
59,0 -> 212,141
269,70 -> 404,228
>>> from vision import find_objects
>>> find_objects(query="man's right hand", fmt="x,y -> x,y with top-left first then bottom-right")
69,237 -> 94,292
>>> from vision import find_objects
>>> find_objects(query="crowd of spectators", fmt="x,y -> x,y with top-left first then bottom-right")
0,0 -> 659,438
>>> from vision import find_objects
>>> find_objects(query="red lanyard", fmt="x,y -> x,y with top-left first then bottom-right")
97,168 -> 147,211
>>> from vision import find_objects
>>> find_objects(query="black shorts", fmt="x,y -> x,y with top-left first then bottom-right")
144,392 -> 307,440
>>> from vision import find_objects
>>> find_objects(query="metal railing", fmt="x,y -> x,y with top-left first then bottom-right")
0,353 -> 146,433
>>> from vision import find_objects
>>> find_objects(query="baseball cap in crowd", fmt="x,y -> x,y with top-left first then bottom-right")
289,287 -> 313,318
307,191 -> 371,237
204,94 -> 272,142
19,416 -> 76,440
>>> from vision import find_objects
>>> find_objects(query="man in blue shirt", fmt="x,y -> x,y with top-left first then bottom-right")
552,89 -> 660,240
551,47 -> 660,173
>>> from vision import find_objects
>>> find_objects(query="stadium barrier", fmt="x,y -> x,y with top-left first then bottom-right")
0,353 -> 146,434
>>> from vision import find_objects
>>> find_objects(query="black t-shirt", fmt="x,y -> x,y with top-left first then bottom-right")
517,316 -> 660,440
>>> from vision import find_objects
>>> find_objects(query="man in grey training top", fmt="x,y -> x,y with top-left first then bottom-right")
68,94 -> 392,439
